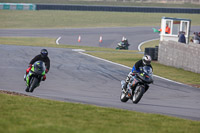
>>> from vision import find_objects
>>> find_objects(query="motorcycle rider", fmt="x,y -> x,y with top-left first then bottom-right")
123,55 -> 153,91
24,49 -> 50,81
122,38 -> 129,47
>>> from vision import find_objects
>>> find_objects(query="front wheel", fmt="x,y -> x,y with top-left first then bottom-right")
29,77 -> 39,92
132,86 -> 145,104
120,91 -> 129,102
116,47 -> 120,50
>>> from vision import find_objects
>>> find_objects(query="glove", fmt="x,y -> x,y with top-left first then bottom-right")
26,65 -> 32,74
139,67 -> 143,72
42,75 -> 46,81
128,72 -> 133,78
45,69 -> 49,73
126,72 -> 134,83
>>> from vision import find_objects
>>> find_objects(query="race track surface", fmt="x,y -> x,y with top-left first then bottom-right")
1,26 -> 200,50
0,26 -> 161,50
0,45 -> 200,120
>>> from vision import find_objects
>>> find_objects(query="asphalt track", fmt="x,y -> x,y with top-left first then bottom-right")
0,27 -> 200,121
0,26 -> 161,50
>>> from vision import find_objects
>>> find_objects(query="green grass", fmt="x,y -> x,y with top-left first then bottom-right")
0,92 -> 200,133
0,37 -> 56,46
140,39 -> 159,52
1,0 -> 200,8
1,10 -> 200,29
0,37 -> 137,52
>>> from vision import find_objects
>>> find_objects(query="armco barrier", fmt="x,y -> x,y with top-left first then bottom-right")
36,4 -> 200,14
0,3 -> 36,10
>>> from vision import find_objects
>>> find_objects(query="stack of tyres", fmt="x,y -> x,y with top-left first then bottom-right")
154,46 -> 159,61
144,47 -> 158,61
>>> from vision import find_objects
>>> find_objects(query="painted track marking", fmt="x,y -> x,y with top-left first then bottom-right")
138,38 -> 159,51
79,52 -> 185,85
56,36 -> 61,45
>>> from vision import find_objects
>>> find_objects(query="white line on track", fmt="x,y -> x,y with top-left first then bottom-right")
56,36 -> 61,45
79,52 -> 185,85
138,38 -> 159,51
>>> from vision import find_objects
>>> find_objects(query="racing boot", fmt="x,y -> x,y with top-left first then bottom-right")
25,86 -> 29,92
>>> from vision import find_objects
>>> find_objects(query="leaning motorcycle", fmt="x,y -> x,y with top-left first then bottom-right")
116,42 -> 129,50
120,66 -> 153,104
25,61 -> 46,92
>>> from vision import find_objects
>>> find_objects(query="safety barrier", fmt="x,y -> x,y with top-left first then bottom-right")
158,41 -> 200,73
36,4 -> 200,14
1,3 -> 199,13
0,3 -> 36,10
144,46 -> 159,61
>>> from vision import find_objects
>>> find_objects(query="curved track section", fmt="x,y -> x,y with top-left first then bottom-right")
0,27 -> 161,50
1,26 -> 200,50
0,45 -> 200,120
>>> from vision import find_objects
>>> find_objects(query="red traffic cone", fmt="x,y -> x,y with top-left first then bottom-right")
78,35 -> 81,42
99,36 -> 103,43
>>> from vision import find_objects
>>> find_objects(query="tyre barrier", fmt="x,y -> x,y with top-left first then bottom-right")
36,4 -> 200,14
145,46 -> 158,61
0,3 -> 36,10
1,3 -> 200,13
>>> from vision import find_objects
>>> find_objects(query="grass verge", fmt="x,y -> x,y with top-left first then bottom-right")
1,10 -> 200,29
140,39 -> 159,52
0,91 -> 200,133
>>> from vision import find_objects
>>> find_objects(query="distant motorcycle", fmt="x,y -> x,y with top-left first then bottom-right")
24,61 -> 46,92
116,41 -> 129,50
120,66 -> 153,104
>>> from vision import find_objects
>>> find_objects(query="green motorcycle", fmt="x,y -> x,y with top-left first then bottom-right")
116,41 -> 129,50
25,61 -> 46,92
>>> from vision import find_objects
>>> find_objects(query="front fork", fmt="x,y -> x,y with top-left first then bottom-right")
26,72 -> 33,86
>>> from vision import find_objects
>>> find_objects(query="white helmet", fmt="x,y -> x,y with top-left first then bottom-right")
142,55 -> 152,65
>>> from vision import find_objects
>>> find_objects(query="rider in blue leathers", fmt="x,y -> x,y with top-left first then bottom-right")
123,55 -> 153,91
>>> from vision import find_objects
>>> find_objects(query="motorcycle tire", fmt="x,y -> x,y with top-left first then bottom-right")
132,86 -> 145,104
120,91 -> 129,102
29,77 -> 39,92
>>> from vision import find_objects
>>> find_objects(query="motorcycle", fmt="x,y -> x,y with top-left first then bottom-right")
120,66 -> 153,104
116,41 -> 129,50
24,61 -> 46,92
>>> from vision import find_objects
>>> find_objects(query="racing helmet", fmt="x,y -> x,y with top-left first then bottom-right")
41,49 -> 48,58
142,55 -> 152,65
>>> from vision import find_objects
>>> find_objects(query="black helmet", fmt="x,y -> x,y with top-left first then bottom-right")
41,49 -> 48,58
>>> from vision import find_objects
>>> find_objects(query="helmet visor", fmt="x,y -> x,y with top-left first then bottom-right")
41,51 -> 48,57
144,60 -> 151,65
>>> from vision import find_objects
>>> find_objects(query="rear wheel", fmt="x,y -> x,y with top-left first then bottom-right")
29,77 -> 39,92
132,86 -> 145,104
120,91 -> 129,102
